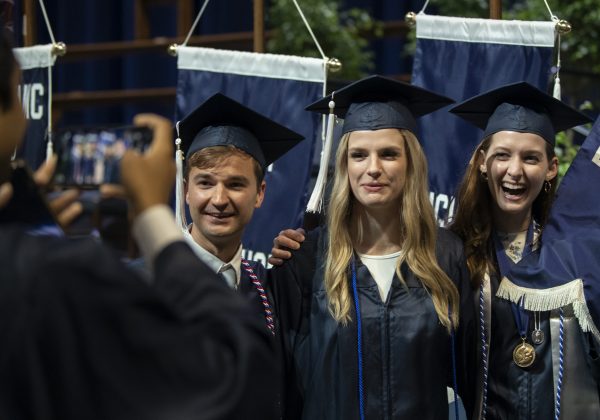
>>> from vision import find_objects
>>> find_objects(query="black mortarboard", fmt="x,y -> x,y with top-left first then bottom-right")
305,75 -> 455,135
177,93 -> 304,168
449,81 -> 592,146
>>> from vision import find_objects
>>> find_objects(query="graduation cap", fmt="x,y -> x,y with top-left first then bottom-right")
449,81 -> 592,146
305,74 -> 455,135
173,93 -> 304,230
302,75 -> 454,220
176,93 -> 304,169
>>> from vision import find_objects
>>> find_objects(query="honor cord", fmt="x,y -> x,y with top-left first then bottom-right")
351,257 -> 365,420
554,307 -> 565,420
450,317 -> 459,420
479,286 -> 489,420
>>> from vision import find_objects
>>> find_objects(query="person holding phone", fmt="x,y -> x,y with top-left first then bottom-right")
0,31 -> 280,420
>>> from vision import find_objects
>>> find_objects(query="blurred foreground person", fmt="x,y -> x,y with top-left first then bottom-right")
0,32 -> 279,420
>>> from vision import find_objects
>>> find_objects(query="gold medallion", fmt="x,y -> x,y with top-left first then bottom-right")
513,340 -> 536,368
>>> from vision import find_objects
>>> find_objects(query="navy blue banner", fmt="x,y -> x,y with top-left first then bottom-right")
411,16 -> 554,225
16,66 -> 49,171
176,67 -> 322,266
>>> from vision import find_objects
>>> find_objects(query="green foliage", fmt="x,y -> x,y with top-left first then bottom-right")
554,131 -> 578,181
554,100 -> 595,182
507,1 -> 600,74
266,0 -> 382,80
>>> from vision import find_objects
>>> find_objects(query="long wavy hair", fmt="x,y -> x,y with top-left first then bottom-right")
324,129 -> 460,332
450,136 -> 557,288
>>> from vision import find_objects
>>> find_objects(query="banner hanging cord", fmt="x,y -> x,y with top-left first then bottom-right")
419,0 -> 430,14
180,0 -> 330,140
37,0 -> 56,45
543,0 -> 559,21
291,0 -> 326,60
182,0 -> 212,47
288,0 -> 329,141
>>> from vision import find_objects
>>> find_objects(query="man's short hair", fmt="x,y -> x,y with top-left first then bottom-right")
185,145 -> 265,188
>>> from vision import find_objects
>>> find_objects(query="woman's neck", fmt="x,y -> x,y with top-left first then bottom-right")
492,208 -> 532,234
351,206 -> 403,255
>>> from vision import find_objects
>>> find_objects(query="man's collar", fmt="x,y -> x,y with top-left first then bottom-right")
183,226 -> 242,288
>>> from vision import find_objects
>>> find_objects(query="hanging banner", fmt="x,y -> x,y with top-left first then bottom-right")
411,15 -> 555,225
176,46 -> 325,266
499,116 -> 600,340
13,45 -> 55,171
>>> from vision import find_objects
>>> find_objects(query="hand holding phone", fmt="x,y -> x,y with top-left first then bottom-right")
121,114 -> 175,217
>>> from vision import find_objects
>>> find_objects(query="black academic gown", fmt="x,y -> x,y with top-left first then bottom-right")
486,271 -> 554,420
270,226 -> 476,420
484,271 -> 600,420
0,224 -> 280,420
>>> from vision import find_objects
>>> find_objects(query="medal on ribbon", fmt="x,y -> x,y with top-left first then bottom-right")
494,223 -> 537,368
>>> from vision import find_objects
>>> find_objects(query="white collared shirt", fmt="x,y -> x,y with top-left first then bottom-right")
183,227 -> 242,289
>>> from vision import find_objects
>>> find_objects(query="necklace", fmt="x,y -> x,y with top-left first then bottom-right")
531,311 -> 545,345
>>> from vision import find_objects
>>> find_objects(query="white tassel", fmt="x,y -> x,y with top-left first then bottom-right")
46,136 -> 53,162
553,33 -> 562,100
46,62 -> 54,161
553,75 -> 561,100
174,129 -> 188,232
306,99 -> 336,213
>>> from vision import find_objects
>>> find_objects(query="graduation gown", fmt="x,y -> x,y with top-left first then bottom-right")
0,224 -> 280,420
479,271 -> 600,420
270,226 -> 476,420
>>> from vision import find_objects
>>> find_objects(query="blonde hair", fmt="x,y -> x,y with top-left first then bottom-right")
325,130 -> 460,332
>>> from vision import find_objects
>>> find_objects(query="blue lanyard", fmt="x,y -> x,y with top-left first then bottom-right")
351,256 -> 366,420
493,222 -> 534,339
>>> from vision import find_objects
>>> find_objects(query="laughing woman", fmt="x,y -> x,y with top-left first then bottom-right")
449,82 -> 599,419
270,76 -> 476,420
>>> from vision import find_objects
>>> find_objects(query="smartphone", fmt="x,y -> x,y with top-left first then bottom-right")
0,160 -> 60,231
53,125 -> 153,188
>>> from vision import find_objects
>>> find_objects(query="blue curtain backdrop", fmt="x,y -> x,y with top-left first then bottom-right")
411,15 -> 555,225
176,48 -> 324,265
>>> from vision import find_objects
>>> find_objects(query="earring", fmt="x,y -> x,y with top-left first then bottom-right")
480,171 -> 488,181
544,180 -> 551,193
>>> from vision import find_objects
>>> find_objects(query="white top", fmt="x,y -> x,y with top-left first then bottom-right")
183,226 -> 242,289
357,250 -> 402,302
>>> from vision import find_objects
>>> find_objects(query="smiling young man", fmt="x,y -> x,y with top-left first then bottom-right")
177,93 -> 303,334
